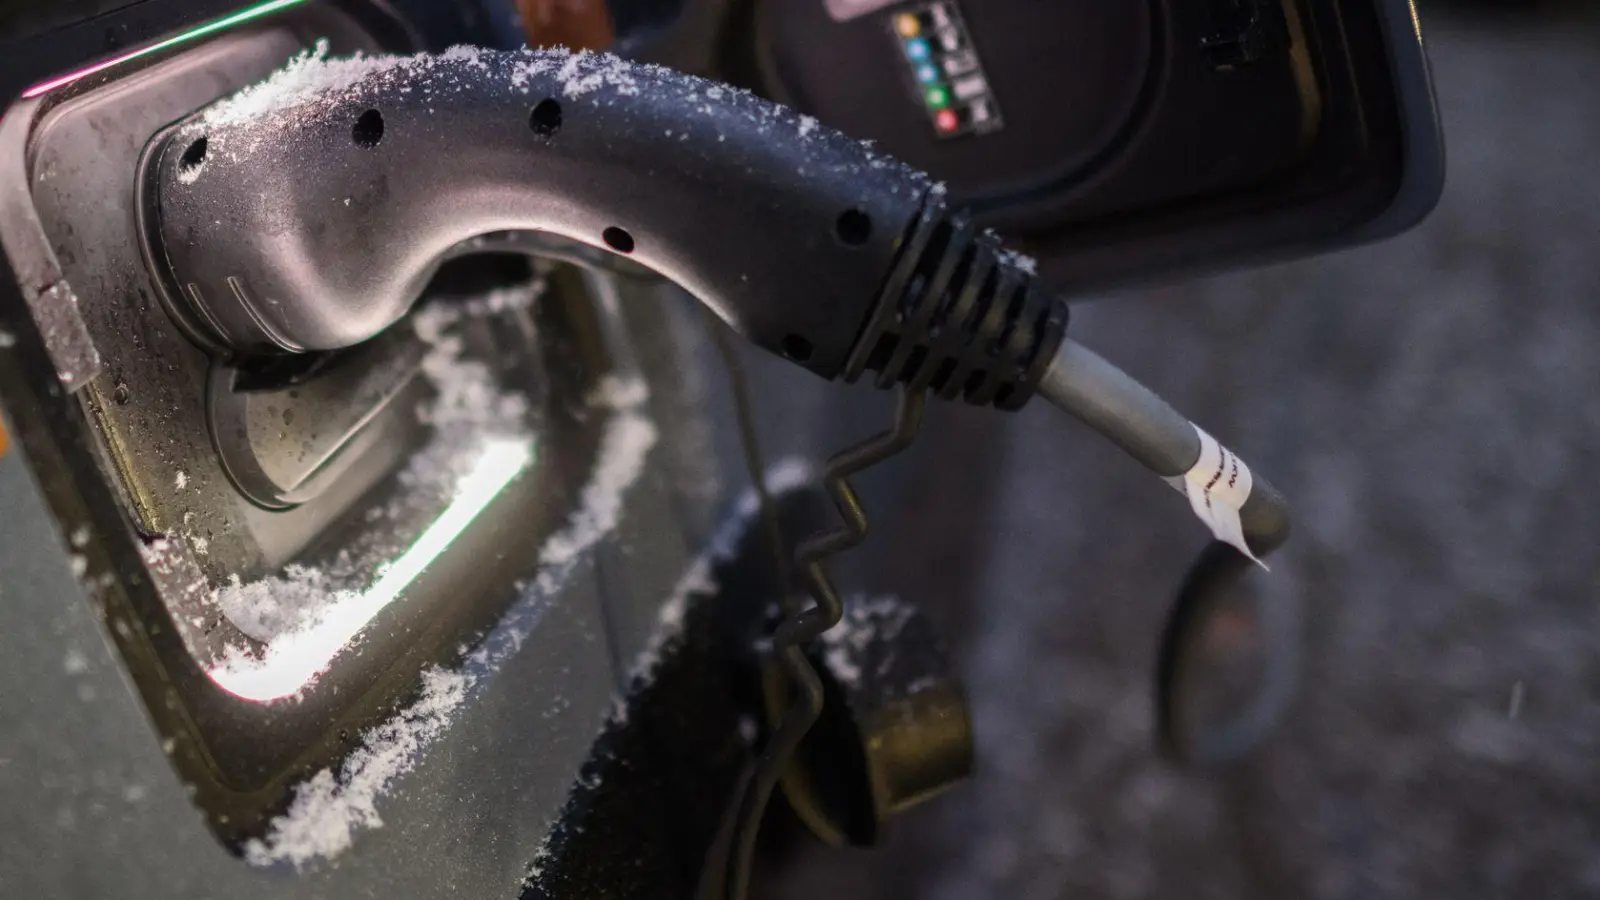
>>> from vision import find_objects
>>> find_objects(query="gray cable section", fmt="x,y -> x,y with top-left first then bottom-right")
1037,337 -> 1290,555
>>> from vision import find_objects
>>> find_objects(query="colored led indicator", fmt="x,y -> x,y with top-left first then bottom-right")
887,1 -> 1003,140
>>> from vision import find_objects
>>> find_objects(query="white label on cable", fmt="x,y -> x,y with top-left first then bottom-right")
1166,427 -> 1266,569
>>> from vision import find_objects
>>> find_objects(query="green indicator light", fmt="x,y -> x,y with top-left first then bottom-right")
23,0 -> 312,99
925,86 -> 951,109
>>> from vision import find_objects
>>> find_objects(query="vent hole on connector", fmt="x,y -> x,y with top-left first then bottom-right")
933,249 -> 976,334
603,227 -> 635,254
530,99 -> 563,136
991,283 -> 1029,355
352,109 -> 384,148
965,266 -> 1001,337
782,335 -> 815,362
835,209 -> 872,245
179,137 -> 208,174
903,347 -> 928,382
866,334 -> 897,370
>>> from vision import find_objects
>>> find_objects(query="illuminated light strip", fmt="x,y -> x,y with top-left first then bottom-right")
209,437 -> 535,702
21,0 -> 312,100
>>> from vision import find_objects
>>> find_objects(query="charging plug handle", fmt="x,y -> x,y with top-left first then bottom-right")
142,49 -> 1063,410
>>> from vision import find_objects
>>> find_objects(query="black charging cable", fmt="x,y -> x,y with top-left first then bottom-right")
137,45 -> 1296,896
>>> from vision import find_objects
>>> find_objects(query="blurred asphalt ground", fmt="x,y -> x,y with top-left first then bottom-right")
762,8 -> 1600,900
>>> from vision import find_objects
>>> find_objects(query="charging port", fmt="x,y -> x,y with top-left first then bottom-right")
0,14 -> 641,847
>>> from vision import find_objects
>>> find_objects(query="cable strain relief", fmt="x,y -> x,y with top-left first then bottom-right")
842,190 -> 1068,411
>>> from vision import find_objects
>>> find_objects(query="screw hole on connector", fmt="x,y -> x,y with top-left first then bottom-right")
179,137 -> 208,174
782,335 -> 814,362
529,99 -> 562,136
352,109 -> 384,148
603,227 -> 635,254
835,209 -> 872,245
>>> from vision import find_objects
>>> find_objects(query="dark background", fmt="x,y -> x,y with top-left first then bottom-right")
761,3 -> 1600,898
